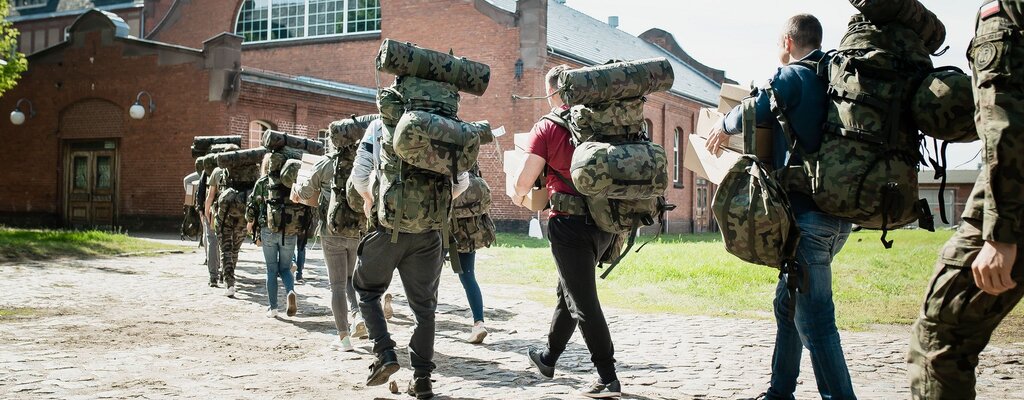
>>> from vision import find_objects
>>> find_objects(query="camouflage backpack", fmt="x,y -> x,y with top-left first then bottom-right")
374,136 -> 454,241
451,172 -> 496,254
912,68 -> 978,143
215,148 -> 264,225
390,110 -> 493,177
263,153 -> 309,236
329,114 -> 381,149
396,76 -> 460,118
261,130 -> 325,155
569,97 -> 646,139
768,15 -> 940,247
327,147 -> 366,238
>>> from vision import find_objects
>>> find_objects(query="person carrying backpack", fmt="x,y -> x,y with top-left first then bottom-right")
247,152 -> 305,318
706,15 -> 856,399
908,2 -> 1024,398
512,65 -> 622,399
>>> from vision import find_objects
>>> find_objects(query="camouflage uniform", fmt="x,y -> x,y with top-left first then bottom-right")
212,168 -> 247,289
908,2 -> 1024,399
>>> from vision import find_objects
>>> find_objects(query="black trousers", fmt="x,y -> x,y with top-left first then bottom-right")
545,215 -> 617,382
353,228 -> 444,376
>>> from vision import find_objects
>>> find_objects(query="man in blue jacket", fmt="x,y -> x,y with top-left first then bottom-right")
707,14 -> 857,400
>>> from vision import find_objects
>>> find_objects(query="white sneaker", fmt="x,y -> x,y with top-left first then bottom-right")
329,336 -> 355,352
383,293 -> 394,320
286,291 -> 298,317
225,286 -> 236,297
468,321 -> 488,344
266,308 -> 278,318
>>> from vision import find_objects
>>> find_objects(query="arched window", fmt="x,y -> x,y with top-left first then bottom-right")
249,120 -> 274,148
235,0 -> 381,44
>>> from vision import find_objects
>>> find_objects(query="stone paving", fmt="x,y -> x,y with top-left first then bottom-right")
1,236 -> 1023,399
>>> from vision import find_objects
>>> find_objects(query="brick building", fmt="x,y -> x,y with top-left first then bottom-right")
919,169 -> 981,228
3,0 -> 727,232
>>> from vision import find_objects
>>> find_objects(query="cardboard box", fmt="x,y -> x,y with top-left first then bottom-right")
694,107 -> 773,163
718,83 -> 750,114
513,132 -> 532,152
683,134 -> 742,185
184,182 -> 198,206
503,149 -> 549,211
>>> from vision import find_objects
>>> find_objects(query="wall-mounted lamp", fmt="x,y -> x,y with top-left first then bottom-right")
10,98 -> 35,125
129,91 -> 155,120
514,58 -> 524,81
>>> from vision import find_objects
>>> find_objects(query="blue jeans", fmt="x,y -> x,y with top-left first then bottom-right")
261,228 -> 297,310
293,245 -> 306,278
767,210 -> 856,400
457,252 -> 484,322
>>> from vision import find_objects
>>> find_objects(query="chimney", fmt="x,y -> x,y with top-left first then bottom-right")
608,16 -> 619,29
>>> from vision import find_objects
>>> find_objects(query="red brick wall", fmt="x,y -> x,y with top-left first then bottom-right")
0,30 -> 228,223
147,0 -> 241,48
229,83 -> 378,143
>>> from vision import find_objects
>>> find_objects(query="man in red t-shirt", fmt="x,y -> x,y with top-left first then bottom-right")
510,65 -> 621,399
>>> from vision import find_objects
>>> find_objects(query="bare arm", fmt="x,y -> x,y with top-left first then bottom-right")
204,184 -> 217,222
511,154 -> 546,205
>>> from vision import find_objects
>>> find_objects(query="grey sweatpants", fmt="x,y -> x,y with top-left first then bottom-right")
202,217 -> 221,283
322,234 -> 360,334
354,228 -> 443,376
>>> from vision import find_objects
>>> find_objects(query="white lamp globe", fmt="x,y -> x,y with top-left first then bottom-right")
129,103 -> 146,120
10,110 -> 25,125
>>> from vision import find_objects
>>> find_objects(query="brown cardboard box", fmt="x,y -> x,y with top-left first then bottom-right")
184,182 -> 198,206
718,83 -> 750,114
694,107 -> 773,163
683,134 -> 742,184
503,149 -> 549,211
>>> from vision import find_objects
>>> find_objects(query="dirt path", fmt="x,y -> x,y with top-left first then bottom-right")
1,237 -> 1022,399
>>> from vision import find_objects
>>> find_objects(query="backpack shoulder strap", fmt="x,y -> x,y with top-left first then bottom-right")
541,109 -> 570,130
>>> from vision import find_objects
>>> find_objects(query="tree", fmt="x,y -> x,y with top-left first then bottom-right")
0,0 -> 28,96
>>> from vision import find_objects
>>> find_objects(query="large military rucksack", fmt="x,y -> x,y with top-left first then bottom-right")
544,58 -> 676,278
372,40 -> 492,250
327,146 -> 366,238
215,148 -> 266,226
764,11 -> 948,247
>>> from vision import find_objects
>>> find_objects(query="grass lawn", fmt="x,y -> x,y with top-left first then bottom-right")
476,229 -> 1024,342
0,227 -> 185,262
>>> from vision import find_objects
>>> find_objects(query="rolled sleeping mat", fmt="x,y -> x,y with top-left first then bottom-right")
208,143 -> 240,154
376,38 -> 491,96
849,0 -> 946,53
558,58 -> 675,106
191,135 -> 242,158
261,130 -> 325,155
330,114 -> 381,150
913,69 -> 978,143
216,147 -> 268,169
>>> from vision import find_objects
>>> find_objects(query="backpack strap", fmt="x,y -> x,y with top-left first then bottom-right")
541,109 -> 570,131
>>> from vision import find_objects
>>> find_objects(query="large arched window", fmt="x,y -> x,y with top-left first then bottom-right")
235,0 -> 381,44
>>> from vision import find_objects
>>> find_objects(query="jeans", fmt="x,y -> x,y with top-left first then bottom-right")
261,228 -> 297,310
457,251 -> 484,323
354,228 -> 443,377
294,244 -> 306,278
544,216 -> 617,384
767,210 -> 855,400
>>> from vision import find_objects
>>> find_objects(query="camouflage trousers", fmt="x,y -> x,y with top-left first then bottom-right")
908,221 -> 1024,399
216,216 -> 247,288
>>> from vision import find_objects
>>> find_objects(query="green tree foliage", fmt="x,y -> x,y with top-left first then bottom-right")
0,1 -> 28,96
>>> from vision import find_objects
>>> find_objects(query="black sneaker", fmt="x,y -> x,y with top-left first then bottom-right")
366,349 -> 400,386
580,379 -> 621,398
209,280 -> 219,288
406,376 -> 434,399
527,346 -> 554,378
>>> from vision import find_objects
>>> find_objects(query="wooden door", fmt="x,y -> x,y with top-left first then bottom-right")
65,142 -> 117,228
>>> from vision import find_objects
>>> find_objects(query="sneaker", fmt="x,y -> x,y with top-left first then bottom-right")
365,349 -> 400,386
580,379 -> 621,399
406,376 -> 434,399
295,277 -> 306,285
383,293 -> 394,319
209,280 -> 219,288
527,346 -> 554,378
468,322 -> 488,344
329,336 -> 355,352
225,286 -> 236,297
286,291 -> 298,317
266,308 -> 279,318
351,317 -> 368,340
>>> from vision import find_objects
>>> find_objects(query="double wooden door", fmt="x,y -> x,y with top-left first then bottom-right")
65,141 -> 117,228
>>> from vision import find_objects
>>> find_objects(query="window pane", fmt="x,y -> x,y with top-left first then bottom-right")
73,156 -> 88,190
309,0 -> 344,36
14,0 -> 47,9
347,0 -> 381,33
235,0 -> 269,42
96,156 -> 112,189
271,0 -> 306,40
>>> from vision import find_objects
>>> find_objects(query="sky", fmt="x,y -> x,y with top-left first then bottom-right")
566,0 -> 984,170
